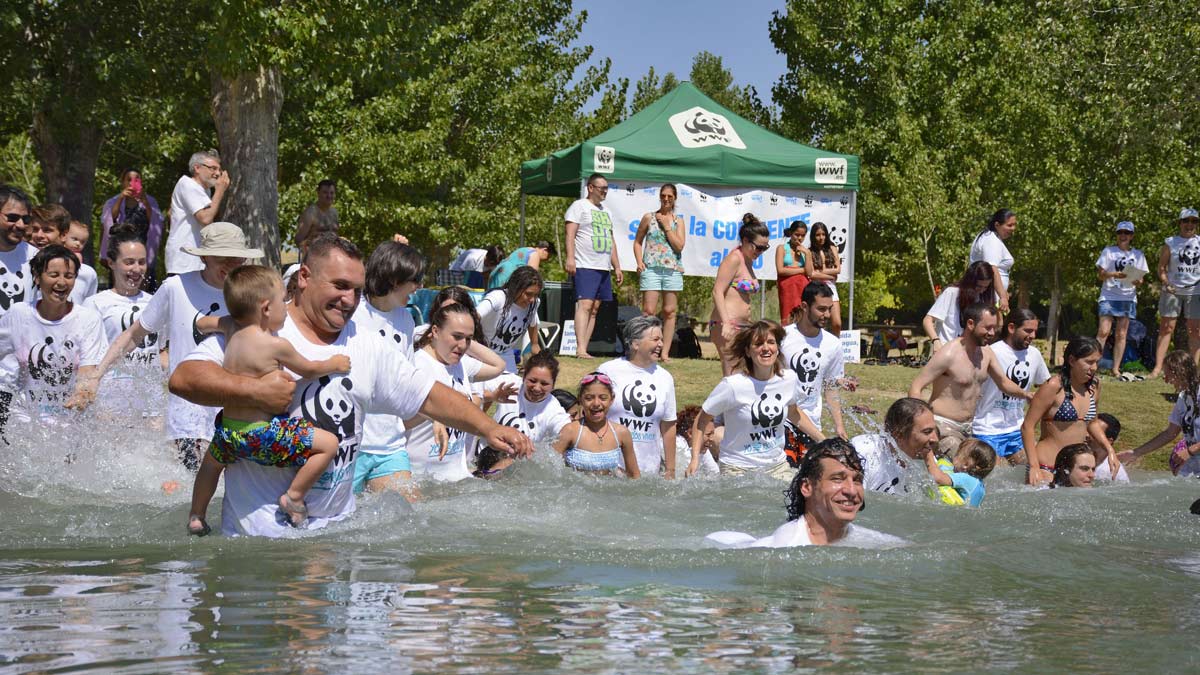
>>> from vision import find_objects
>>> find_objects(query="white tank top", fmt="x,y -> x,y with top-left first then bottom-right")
1166,235 -> 1200,294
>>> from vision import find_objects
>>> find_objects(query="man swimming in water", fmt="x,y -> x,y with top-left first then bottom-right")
909,303 -> 1031,458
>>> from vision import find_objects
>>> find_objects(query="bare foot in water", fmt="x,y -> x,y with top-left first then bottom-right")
161,480 -> 180,495
187,515 -> 211,536
279,492 -> 308,527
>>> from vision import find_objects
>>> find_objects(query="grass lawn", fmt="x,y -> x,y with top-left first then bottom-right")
552,353 -> 1177,472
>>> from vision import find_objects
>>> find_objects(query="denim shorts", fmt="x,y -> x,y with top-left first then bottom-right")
639,265 -> 684,292
1098,298 -> 1136,319
1158,291 -> 1200,319
353,450 -> 412,493
573,268 -> 613,301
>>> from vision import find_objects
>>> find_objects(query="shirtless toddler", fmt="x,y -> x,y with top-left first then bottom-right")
187,265 -> 350,534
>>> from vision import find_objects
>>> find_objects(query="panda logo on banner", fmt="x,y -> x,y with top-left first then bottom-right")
593,145 -> 615,174
668,107 -> 746,149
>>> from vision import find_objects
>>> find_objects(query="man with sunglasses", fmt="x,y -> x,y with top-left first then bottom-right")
0,185 -> 35,313
166,149 -> 231,276
565,173 -> 623,358
1095,220 -> 1148,379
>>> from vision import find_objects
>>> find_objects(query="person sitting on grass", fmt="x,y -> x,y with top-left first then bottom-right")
924,438 -> 997,507
187,265 -> 351,535
1049,443 -> 1096,488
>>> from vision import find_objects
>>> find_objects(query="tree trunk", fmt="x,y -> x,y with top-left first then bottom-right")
210,64 -> 284,268
1046,265 -> 1062,366
30,111 -> 103,265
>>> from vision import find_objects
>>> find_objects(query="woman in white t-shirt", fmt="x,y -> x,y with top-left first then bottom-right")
922,261 -> 997,351
689,320 -> 806,480
0,245 -> 107,428
969,208 -> 1017,312
598,315 -> 677,476
486,351 -> 573,475
477,265 -> 542,373
406,302 -> 507,482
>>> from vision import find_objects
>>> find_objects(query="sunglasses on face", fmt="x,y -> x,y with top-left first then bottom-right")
3,213 -> 31,224
580,372 -> 612,386
752,243 -> 770,252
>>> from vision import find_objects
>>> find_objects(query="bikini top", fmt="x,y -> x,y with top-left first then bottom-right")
1049,387 -> 1097,422
572,421 -> 619,451
782,246 -> 805,268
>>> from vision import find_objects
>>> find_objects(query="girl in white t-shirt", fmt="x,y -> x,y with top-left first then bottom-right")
406,302 -> 506,482
690,320 -> 806,480
0,245 -> 107,429
969,208 -> 1018,312
1119,350 -> 1200,476
552,372 -> 638,477
477,265 -> 542,373
922,261 -> 998,351
480,351 -> 573,477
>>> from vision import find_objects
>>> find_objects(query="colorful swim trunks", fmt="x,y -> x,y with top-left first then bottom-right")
210,414 -> 316,468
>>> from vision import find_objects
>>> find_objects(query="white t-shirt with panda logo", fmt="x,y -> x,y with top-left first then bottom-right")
1165,235 -> 1200,295
564,198 -> 615,271
781,324 -> 844,428
0,242 -> 35,315
405,348 -> 481,482
0,302 -> 107,422
597,357 -> 677,473
701,370 -> 799,469
1096,245 -> 1148,302
491,387 -> 573,446
1169,386 -> 1200,477
137,270 -> 226,440
83,289 -> 164,415
184,314 -> 435,537
851,433 -> 911,494
477,289 -> 539,373
84,290 -> 161,362
353,300 -> 415,457
973,340 -> 1050,435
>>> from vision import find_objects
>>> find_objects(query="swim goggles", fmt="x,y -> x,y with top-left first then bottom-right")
580,372 -> 612,386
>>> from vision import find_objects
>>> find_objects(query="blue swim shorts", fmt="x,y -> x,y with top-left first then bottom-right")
573,268 -> 613,301
353,450 -> 412,493
972,429 -> 1024,458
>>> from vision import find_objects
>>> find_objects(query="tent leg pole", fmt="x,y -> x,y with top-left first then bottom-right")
519,192 -> 527,247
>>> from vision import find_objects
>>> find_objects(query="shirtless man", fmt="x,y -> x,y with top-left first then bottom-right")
908,303 -> 1030,458
295,180 -> 339,259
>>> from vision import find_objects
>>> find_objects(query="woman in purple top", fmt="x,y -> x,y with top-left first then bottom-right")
100,169 -> 164,286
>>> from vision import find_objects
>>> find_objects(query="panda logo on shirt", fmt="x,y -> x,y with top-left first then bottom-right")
498,411 -> 536,438
378,326 -> 408,354
121,304 -> 159,354
300,375 -> 356,441
1179,243 -> 1200,268
750,392 -> 786,428
1002,358 -> 1032,401
191,302 -> 222,344
621,379 -> 657,418
491,309 -> 528,351
1114,256 -> 1129,273
0,264 -> 25,310
28,336 -> 75,387
790,347 -> 821,384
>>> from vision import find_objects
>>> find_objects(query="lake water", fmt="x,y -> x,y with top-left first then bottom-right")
2,415 -> 1199,673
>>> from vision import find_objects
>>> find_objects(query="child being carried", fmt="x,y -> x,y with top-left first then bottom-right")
188,265 -> 350,535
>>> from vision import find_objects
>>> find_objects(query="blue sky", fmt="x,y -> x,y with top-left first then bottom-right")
573,0 -> 788,110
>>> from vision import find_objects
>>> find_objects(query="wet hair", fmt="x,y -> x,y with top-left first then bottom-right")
884,397 -> 933,440
483,245 -> 505,270
306,233 -> 363,267
962,302 -> 997,328
784,220 -> 807,236
738,213 -> 769,245
1002,308 -> 1040,340
1097,412 -> 1121,442
1163,350 -> 1199,416
660,183 -> 678,197
551,388 -> 578,412
224,265 -> 282,323
809,222 -> 836,270
0,184 -> 32,212
730,319 -> 785,377
956,261 -> 997,314
785,438 -> 865,520
675,404 -> 702,445
578,371 -> 614,398
104,224 -> 148,261
31,203 -> 72,235
522,350 -> 559,382
955,438 -> 996,480
1059,336 -> 1101,404
502,265 -> 543,315
415,302 -> 475,350
30,244 -> 79,277
428,286 -> 485,342
317,179 -> 336,190
364,241 -> 426,298
187,150 -> 220,176
533,240 -> 556,257
801,280 -> 834,306
622,314 -> 662,350
1051,443 -> 1094,487
473,445 -> 508,478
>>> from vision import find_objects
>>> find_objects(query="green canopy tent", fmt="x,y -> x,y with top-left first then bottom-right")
519,82 -> 864,325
